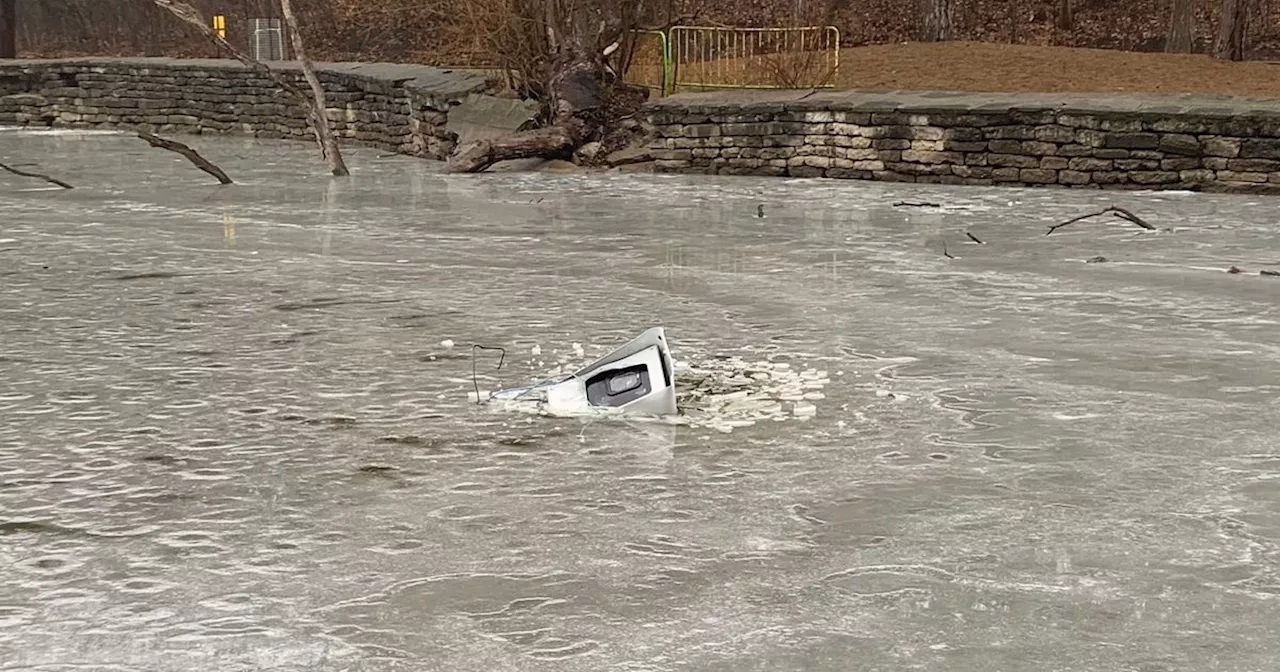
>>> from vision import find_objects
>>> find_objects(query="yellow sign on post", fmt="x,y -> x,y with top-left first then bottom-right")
212,15 -> 226,40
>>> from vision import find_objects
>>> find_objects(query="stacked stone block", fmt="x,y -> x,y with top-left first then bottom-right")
0,60 -> 475,160
646,102 -> 1280,193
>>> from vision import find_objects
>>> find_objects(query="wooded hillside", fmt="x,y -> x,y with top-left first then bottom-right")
9,0 -> 1280,62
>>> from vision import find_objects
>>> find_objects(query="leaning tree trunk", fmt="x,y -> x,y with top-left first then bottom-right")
920,0 -> 954,42
279,0 -> 349,176
148,0 -> 349,175
1167,0 -> 1195,53
1214,0 -> 1247,60
447,0 -> 640,173
0,0 -> 16,59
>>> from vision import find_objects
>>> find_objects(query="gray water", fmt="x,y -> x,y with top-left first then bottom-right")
2,128 -> 1278,672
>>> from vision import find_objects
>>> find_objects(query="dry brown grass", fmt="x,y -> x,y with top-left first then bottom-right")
831,41 -> 1280,97
669,50 -> 838,91
632,40 -> 1280,98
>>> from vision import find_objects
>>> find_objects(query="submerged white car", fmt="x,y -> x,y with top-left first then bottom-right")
488,327 -> 678,417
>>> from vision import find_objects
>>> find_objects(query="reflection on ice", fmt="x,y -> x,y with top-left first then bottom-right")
3,129 -> 1280,672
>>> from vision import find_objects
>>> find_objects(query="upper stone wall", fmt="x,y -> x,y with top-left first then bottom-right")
0,58 -> 493,159
643,89 -> 1280,193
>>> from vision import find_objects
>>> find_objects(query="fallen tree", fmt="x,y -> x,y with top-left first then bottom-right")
147,0 -> 349,176
446,0 -> 657,173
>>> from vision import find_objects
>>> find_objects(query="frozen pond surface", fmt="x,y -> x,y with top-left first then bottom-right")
2,129 -> 1279,671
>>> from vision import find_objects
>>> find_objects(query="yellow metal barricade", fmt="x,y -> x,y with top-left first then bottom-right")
623,29 -> 673,97
669,25 -> 840,93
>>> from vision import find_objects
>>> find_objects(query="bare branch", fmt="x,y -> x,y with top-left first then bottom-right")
1107,206 -> 1155,230
136,131 -> 233,184
1046,206 -> 1156,235
0,161 -> 74,188
147,0 -> 348,176
148,1 -> 305,99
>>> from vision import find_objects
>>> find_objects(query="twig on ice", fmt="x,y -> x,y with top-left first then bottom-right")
1046,206 -> 1156,235
894,201 -> 941,208
0,161 -> 74,189
136,132 -> 234,185
965,231 -> 985,244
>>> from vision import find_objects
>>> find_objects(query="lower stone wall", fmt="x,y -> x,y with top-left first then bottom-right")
0,58 -> 492,160
643,91 -> 1280,193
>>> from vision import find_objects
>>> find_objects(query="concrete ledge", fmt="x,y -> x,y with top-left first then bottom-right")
0,57 -> 495,160
642,89 -> 1280,193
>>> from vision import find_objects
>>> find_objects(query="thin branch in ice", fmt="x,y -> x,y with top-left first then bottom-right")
0,161 -> 73,189
1046,206 -> 1157,235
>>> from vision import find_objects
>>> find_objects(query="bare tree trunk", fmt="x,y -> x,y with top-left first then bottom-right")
1215,0 -> 1247,60
147,0 -> 349,176
0,0 -> 16,59
920,0 -> 954,42
279,0 -> 348,176
1055,0 -> 1074,31
1008,0 -> 1020,43
1167,0 -> 1196,52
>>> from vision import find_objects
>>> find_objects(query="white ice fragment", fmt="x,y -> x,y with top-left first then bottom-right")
531,344 -> 542,356
440,339 -> 455,348
792,402 -> 817,417
571,342 -> 585,357
803,392 -> 825,400
875,389 -> 893,398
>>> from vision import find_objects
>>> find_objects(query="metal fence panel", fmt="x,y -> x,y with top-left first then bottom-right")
622,29 -> 673,97
249,18 -> 285,61
669,26 -> 840,93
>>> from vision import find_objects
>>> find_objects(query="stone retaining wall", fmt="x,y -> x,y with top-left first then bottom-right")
644,90 -> 1280,193
0,58 -> 493,159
